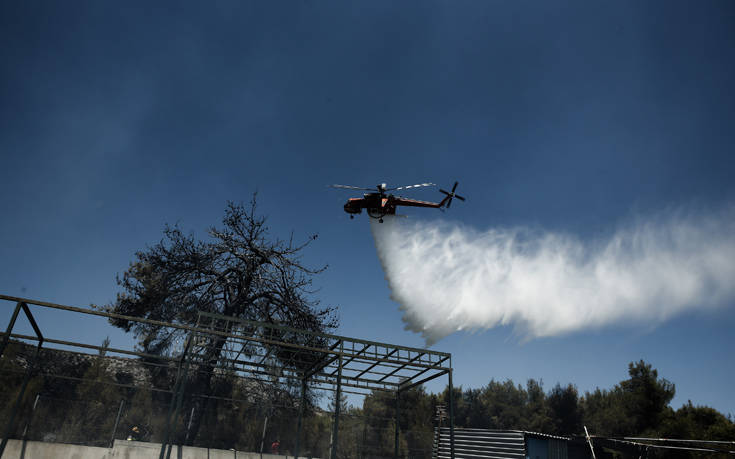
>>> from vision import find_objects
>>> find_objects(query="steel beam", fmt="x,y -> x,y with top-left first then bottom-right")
399,369 -> 449,393
394,391 -> 400,459
448,368 -> 455,459
329,343 -> 370,375
159,334 -> 193,459
304,340 -> 342,379
110,399 -> 125,448
0,302 -> 22,359
0,302 -> 44,457
0,295 -> 455,457
398,355 -> 450,388
355,348 -> 398,379
0,296 -> 450,360
379,352 -> 425,382
330,346 -> 343,459
294,379 -> 307,459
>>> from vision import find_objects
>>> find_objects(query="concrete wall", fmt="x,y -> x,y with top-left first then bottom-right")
1,439 -> 111,459
0,439 -> 318,459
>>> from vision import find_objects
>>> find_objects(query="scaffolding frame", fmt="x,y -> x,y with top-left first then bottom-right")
0,294 -> 455,458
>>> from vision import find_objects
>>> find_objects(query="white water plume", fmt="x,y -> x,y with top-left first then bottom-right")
370,207 -> 735,344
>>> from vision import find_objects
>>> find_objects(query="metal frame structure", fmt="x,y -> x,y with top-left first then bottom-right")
0,294 -> 456,458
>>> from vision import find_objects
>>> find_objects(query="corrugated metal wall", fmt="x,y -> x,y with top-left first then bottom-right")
433,428 -> 571,459
527,436 -> 549,459
547,438 -> 568,459
433,428 -> 524,459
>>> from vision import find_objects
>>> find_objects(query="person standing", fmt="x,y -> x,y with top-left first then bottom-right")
127,426 -> 141,441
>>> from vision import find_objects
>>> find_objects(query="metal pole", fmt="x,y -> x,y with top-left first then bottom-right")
183,406 -> 195,445
329,352 -> 343,459
259,415 -> 268,459
394,391 -> 400,459
294,379 -> 307,459
162,386 -> 182,459
584,425 -> 597,459
165,365 -> 192,459
448,369 -> 455,459
0,342 -> 42,456
22,393 -> 40,439
362,417 -> 367,459
0,302 -> 22,359
159,335 -> 192,459
110,400 -> 125,448
161,380 -> 184,459
19,393 -> 40,458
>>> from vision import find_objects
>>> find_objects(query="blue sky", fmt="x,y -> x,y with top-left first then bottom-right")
1,1 -> 734,417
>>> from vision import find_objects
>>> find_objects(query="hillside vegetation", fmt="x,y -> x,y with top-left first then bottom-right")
1,340 -> 732,458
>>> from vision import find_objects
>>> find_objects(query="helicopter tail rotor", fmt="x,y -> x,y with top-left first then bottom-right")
439,181 -> 465,209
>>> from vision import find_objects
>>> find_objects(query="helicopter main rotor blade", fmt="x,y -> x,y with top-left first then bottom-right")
387,182 -> 436,191
331,184 -> 374,191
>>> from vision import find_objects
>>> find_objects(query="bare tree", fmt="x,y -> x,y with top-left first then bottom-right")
103,195 -> 337,444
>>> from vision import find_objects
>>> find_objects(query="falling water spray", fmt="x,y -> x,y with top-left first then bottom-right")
370,207 -> 735,345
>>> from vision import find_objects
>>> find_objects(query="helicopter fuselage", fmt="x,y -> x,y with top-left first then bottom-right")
343,193 -> 396,218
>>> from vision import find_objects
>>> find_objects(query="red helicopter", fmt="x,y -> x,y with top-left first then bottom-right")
331,181 -> 465,222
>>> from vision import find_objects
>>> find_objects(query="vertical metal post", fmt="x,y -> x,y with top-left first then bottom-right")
19,393 -> 40,458
294,379 -> 307,459
0,302 -> 44,458
165,366 -> 192,459
448,369 -> 455,459
22,394 -> 40,439
329,349 -> 343,459
0,302 -> 23,359
159,334 -> 192,459
110,399 -> 125,448
259,415 -> 268,459
161,379 -> 185,459
183,406 -> 195,445
362,419 -> 367,459
394,391 -> 400,459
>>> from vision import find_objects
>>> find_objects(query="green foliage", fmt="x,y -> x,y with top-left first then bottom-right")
621,360 -> 676,434
581,360 -> 676,437
3,337 -> 734,457
482,380 -> 527,429
661,401 -> 735,442
581,387 -> 633,436
358,387 -> 435,458
442,378 -> 567,434
548,383 -> 582,435
362,390 -> 396,455
58,352 -> 122,445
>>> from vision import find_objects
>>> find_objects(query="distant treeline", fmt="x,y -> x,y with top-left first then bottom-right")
1,340 -> 733,458
443,360 -> 734,441
360,359 -> 735,457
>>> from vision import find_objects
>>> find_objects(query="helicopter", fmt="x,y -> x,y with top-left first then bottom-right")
331,181 -> 465,222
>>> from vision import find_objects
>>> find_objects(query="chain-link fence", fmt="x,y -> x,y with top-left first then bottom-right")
1,381 -> 436,458
1,297 -> 452,459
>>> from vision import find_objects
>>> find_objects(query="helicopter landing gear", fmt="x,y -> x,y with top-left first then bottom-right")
350,215 -> 354,219
379,218 -> 383,223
